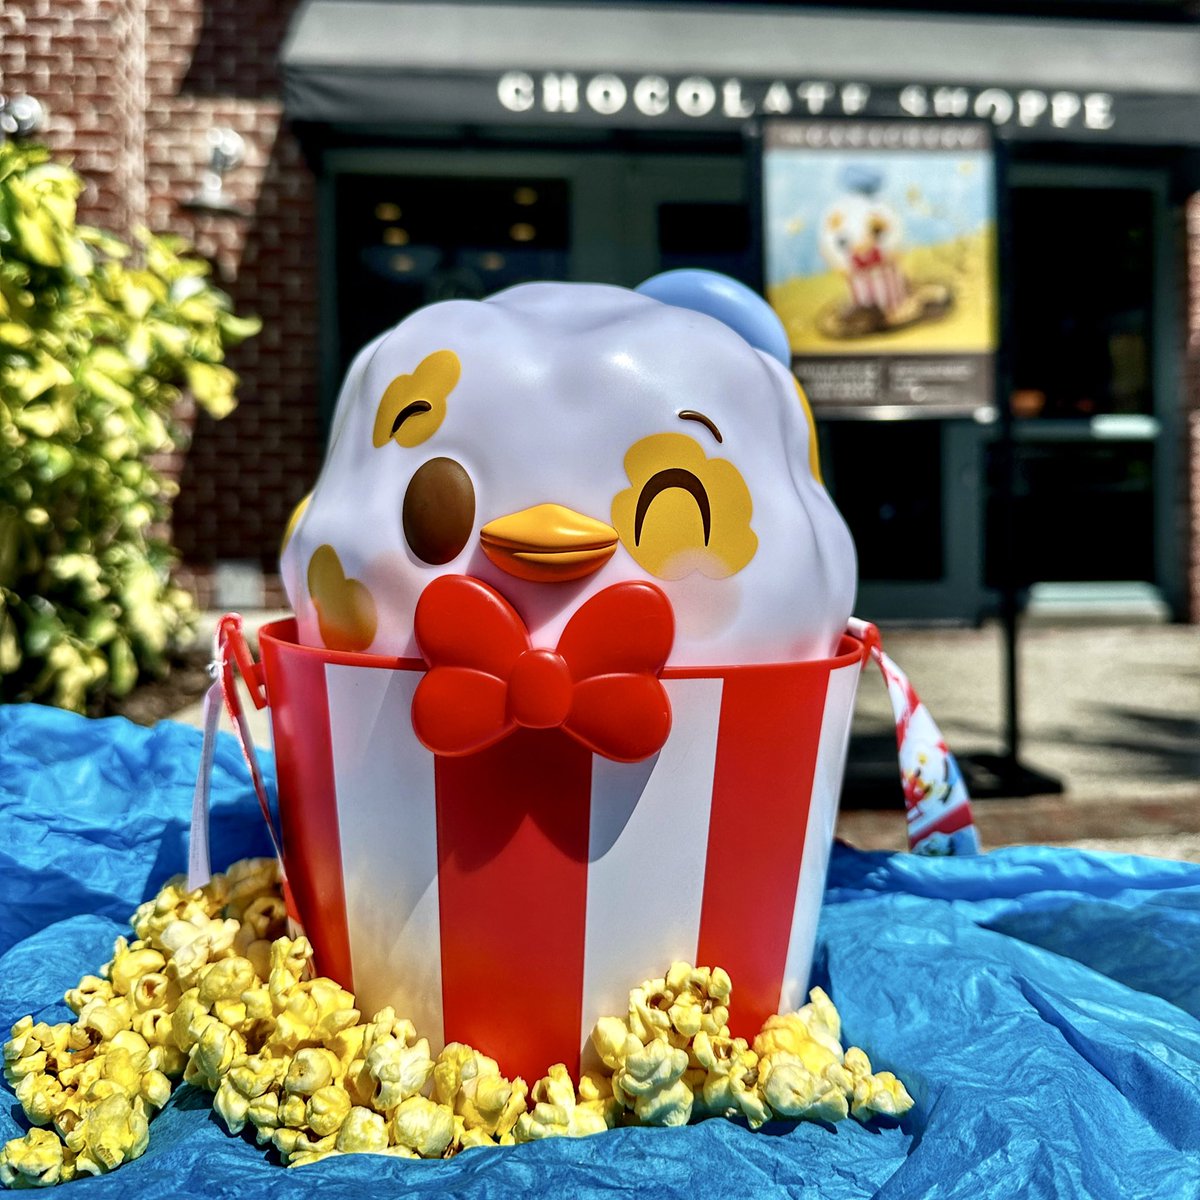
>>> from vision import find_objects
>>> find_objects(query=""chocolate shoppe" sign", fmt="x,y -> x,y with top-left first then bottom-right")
497,72 -> 1116,134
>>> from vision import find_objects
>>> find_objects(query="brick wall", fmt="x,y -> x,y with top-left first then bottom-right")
1,0 -> 318,607
0,0 -> 148,231
147,0 -> 318,607
1187,194 -> 1200,622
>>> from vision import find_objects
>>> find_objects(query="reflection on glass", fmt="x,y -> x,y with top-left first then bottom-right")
657,202 -> 753,285
1010,187 -> 1153,419
826,422 -> 943,582
987,441 -> 1154,585
335,175 -> 570,378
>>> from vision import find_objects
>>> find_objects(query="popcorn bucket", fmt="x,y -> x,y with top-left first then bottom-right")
849,261 -> 908,315
220,612 -> 870,1087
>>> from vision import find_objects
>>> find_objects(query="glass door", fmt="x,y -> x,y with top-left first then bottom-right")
320,148 -> 753,424
1000,164 -> 1180,615
614,155 -> 753,286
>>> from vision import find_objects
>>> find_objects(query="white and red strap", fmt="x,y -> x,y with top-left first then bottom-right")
186,614 -> 285,891
848,617 -> 980,856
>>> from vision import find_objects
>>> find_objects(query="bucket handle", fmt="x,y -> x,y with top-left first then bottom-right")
846,616 -> 882,664
219,613 -> 268,710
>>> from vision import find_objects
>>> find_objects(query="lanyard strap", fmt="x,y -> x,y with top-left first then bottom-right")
186,615 -> 285,891
849,618 -> 981,856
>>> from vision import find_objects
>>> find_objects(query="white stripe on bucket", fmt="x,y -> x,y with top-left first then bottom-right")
325,663 -> 445,1050
777,660 -> 862,1014
579,677 -> 724,1059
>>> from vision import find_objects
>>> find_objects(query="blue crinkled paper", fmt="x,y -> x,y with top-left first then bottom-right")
2,704 -> 1200,1198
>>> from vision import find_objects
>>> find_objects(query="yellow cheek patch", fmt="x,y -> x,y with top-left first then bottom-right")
371,350 -> 461,449
612,433 -> 757,581
280,492 -> 311,557
794,379 -> 823,484
307,544 -> 378,652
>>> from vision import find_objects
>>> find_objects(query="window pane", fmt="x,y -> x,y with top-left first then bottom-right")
335,175 -> 570,375
1009,187 -> 1153,419
827,422 -> 944,582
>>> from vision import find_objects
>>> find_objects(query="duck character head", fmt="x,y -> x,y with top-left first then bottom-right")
281,270 -> 856,667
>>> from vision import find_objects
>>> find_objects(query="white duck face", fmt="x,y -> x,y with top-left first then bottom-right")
820,193 -> 904,272
281,280 -> 857,666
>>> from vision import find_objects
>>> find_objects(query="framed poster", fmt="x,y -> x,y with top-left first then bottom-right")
762,120 -> 997,417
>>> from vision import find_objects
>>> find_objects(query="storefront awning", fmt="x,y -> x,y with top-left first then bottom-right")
281,0 -> 1200,144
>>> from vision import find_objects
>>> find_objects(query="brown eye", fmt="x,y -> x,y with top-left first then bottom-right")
402,457 -> 476,565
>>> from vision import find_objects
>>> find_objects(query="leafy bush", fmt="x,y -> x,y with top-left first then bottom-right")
0,141 -> 260,710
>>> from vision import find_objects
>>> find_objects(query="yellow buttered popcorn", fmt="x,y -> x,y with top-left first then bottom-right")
512,1064 -> 619,1142
758,1054 -> 850,1123
365,1029 -> 434,1110
624,962 -> 733,1048
63,1092 -> 150,1177
691,1032 -> 769,1129
334,1106 -> 389,1154
1,860 -> 915,1186
754,987 -> 844,1062
390,1095 -> 456,1157
613,1038 -> 693,1127
753,990 -> 915,1126
432,1044 -> 528,1140
843,1047 -> 915,1122
0,1126 -> 76,1188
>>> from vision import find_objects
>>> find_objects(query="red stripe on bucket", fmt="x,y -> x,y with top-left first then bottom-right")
435,728 -> 592,1083
697,664 -> 830,1037
260,632 -> 355,991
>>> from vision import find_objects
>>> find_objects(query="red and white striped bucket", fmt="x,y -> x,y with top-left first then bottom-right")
849,260 -> 908,315
245,617 -> 870,1085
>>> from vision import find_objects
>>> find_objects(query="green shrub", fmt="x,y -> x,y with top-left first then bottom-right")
0,141 -> 260,711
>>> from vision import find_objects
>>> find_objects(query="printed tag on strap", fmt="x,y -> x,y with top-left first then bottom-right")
849,618 -> 981,856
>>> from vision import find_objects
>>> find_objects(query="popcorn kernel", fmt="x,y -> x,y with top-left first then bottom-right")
334,1106 -> 388,1154
0,1127 -> 76,1188
391,1095 -> 455,1158
307,1084 -> 353,1138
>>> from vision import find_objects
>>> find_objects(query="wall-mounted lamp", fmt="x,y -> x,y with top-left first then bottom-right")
182,127 -> 250,217
0,95 -> 46,140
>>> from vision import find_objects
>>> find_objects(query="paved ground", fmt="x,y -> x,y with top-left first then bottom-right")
839,622 -> 1200,861
174,614 -> 1200,863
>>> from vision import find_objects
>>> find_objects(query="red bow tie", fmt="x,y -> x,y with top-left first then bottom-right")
412,575 -> 674,763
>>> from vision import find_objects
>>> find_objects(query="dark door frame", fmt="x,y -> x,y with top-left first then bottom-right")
1003,160 -> 1182,618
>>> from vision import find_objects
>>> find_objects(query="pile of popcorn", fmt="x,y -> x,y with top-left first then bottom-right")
1,858 -> 913,1187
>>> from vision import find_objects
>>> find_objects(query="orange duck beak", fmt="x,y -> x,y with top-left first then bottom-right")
480,503 -> 618,583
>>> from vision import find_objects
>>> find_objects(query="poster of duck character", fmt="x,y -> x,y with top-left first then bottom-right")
763,120 -> 997,415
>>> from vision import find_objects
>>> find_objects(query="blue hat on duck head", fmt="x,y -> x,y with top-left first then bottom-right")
635,269 -> 791,368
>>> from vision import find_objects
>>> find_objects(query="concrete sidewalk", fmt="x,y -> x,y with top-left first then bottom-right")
173,614 -> 1200,863
840,622 -> 1200,860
